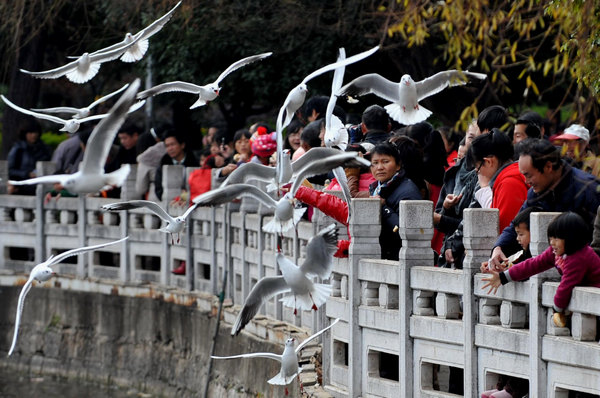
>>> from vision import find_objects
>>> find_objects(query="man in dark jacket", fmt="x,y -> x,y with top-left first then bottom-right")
154,130 -> 198,201
488,138 -> 600,270
360,105 -> 391,145
7,120 -> 51,195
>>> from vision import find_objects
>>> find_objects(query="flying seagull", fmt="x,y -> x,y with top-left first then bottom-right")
193,152 -> 369,233
338,69 -> 487,125
8,79 -> 141,193
31,83 -> 130,119
230,224 -> 338,336
137,52 -> 273,109
71,1 -> 181,63
214,318 -> 339,395
20,38 -> 142,84
1,94 -> 144,134
101,200 -> 198,244
8,237 -> 129,356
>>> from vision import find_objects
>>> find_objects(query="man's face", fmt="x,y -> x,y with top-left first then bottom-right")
513,124 -> 528,145
561,139 -> 587,160
165,136 -> 185,160
518,155 -> 556,193
118,132 -> 138,150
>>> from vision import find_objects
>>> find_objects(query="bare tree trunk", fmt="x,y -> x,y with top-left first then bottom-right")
2,28 -> 46,158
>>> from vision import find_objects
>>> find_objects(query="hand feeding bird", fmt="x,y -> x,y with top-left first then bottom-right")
230,224 -> 338,336
214,319 -> 339,395
7,237 -> 129,357
136,51 -> 273,109
8,79 -> 141,194
68,1 -> 181,63
101,200 -> 198,244
31,83 -> 130,119
1,94 -> 144,134
337,69 -> 487,125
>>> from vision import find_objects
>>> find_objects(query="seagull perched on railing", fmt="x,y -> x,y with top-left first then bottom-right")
101,200 -> 198,244
214,319 -> 339,395
193,152 -> 369,233
1,94 -> 144,134
337,69 -> 487,125
230,224 -> 338,336
8,79 -> 141,194
7,237 -> 128,357
137,51 -> 273,109
31,83 -> 130,119
68,1 -> 181,63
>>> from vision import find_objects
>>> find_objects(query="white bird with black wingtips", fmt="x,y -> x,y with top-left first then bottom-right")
214,319 -> 339,395
7,237 -> 129,357
230,224 -> 338,336
101,200 -> 198,244
338,69 -> 487,125
137,52 -> 273,109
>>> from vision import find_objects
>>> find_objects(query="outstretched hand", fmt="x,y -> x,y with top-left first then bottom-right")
481,271 -> 501,295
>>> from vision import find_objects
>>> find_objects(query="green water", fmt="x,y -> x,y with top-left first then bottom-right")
0,368 -> 146,398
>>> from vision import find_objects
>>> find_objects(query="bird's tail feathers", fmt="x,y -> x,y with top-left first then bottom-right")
262,207 -> 306,234
120,40 -> 149,63
66,63 -> 101,84
268,370 -> 299,386
311,283 -> 332,308
190,98 -> 208,109
385,103 -> 431,126
105,164 -> 131,187
280,283 -> 331,311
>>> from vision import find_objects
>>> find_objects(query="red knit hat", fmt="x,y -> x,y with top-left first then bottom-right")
251,131 -> 277,157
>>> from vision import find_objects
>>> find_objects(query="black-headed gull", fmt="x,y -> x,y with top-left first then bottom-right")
230,224 -> 338,336
214,318 -> 339,394
137,52 -> 273,109
7,237 -> 128,356
72,2 -> 181,63
101,200 -> 198,244
20,39 -> 141,84
8,79 -> 141,193
31,83 -> 130,119
338,69 -> 487,125
1,94 -> 144,134
193,152 -> 369,233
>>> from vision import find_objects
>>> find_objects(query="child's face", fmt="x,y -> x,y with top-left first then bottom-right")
515,223 -> 530,250
549,236 -> 566,257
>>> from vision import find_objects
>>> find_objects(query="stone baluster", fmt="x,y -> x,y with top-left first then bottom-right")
0,160 -> 8,194
398,200 -> 434,398
346,198 -> 381,397
529,211 -> 560,398
35,161 -> 56,263
463,208 -> 499,398
120,164 -> 139,200
161,165 -> 184,205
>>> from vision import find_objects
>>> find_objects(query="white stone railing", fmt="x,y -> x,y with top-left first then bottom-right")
1,160 -> 600,397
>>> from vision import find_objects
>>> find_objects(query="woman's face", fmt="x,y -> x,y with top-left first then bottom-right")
370,153 -> 401,183
235,135 -> 251,156
287,129 -> 302,150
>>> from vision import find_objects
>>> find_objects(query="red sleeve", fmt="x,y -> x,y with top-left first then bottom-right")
492,174 -> 528,231
508,246 -> 556,281
553,251 -> 590,310
295,186 -> 349,225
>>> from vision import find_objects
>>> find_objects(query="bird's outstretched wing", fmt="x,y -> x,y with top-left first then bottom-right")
299,224 -> 338,278
1,95 -> 66,124
301,46 -> 379,85
295,318 -> 340,353
48,237 -> 129,266
30,106 -> 80,116
415,70 -> 487,101
8,277 -> 34,356
214,52 -> 273,85
220,162 -> 277,187
86,83 -> 130,110
290,147 -> 344,174
137,81 -> 203,99
180,203 -> 200,220
231,276 -> 290,336
80,79 -> 140,175
9,174 -> 70,186
193,184 -> 277,208
337,73 -> 399,103
20,57 -> 82,80
132,1 -> 181,42
102,200 -> 173,222
211,352 -> 282,363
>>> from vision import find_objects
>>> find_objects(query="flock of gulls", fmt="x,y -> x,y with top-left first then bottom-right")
4,1 -> 487,393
